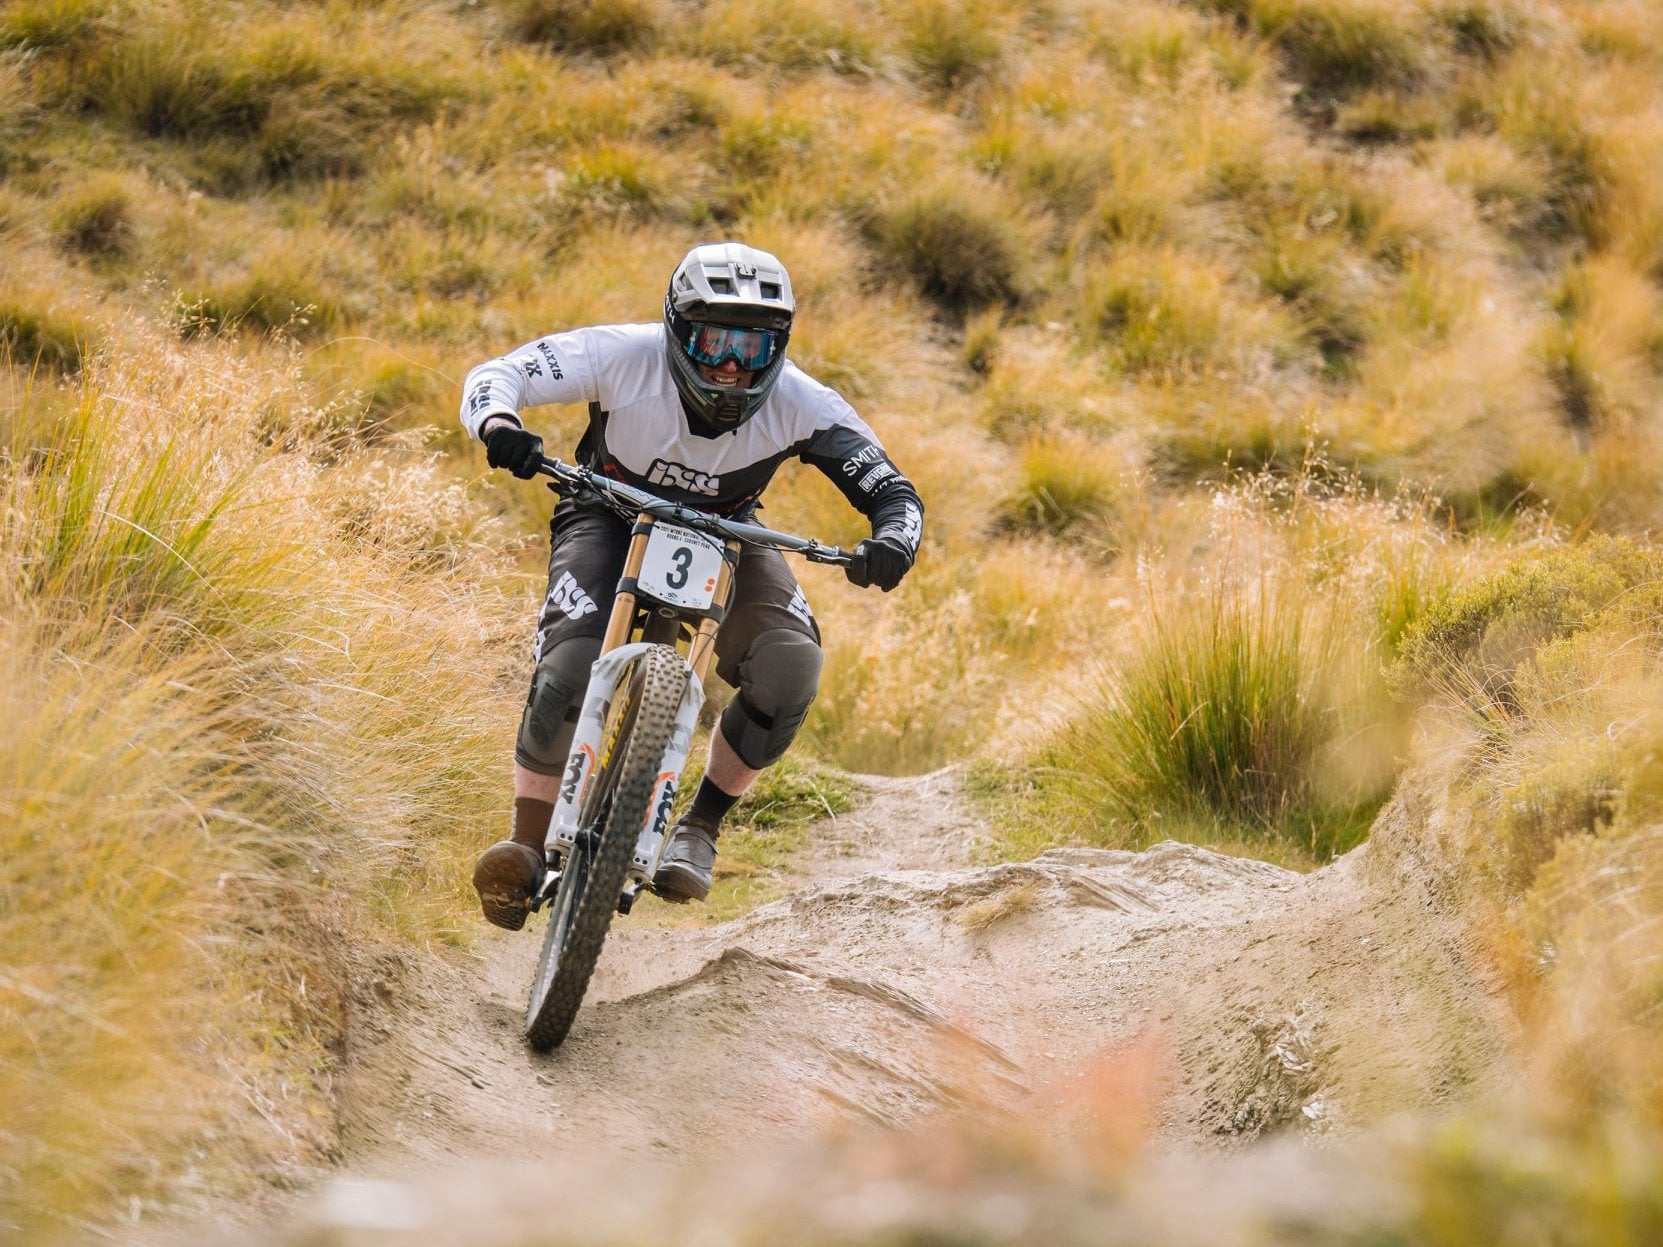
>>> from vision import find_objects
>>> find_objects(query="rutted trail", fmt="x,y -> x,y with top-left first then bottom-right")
330,770 -> 1514,1187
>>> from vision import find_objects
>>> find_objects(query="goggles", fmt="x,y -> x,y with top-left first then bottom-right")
685,323 -> 779,372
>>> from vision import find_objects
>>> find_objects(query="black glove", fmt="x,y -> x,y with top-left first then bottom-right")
484,423 -> 544,479
846,535 -> 913,592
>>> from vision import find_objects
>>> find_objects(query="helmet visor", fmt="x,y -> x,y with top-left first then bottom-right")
685,323 -> 780,371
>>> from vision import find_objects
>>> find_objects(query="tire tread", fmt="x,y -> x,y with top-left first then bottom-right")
525,645 -> 685,1051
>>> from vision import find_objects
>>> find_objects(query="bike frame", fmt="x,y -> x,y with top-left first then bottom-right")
531,456 -> 856,910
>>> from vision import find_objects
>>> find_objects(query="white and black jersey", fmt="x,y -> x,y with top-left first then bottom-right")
460,323 -> 923,557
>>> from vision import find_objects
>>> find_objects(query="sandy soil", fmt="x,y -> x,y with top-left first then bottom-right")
323,767 -> 1514,1193
132,768 -> 1521,1246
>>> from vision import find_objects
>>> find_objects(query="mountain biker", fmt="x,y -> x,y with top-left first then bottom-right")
462,241 -> 924,929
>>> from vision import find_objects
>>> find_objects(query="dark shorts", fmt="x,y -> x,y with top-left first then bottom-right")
532,505 -> 821,686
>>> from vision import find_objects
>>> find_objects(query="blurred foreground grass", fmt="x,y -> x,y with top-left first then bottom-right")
0,332 -> 528,1234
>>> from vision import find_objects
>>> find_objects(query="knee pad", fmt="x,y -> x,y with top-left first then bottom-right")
516,635 -> 602,776
720,629 -> 822,769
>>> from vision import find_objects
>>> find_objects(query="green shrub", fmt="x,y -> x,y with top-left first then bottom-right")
1253,230 -> 1372,372
1335,90 -> 1445,143
357,361 -> 444,427
720,112 -> 817,175
1093,5 -> 1203,85
1432,135 -> 1552,231
13,396 -> 269,628
995,127 -> 1113,217
90,31 -> 272,140
0,52 -> 33,170
1467,62 -> 1609,242
867,181 -> 1033,313
1149,389 -> 1312,481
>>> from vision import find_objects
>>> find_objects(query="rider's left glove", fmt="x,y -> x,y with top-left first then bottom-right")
847,535 -> 913,593
485,424 -> 545,480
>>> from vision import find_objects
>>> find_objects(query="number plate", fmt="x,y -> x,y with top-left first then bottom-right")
636,522 -> 724,611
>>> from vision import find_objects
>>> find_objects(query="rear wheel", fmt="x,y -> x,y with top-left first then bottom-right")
524,644 -> 686,1051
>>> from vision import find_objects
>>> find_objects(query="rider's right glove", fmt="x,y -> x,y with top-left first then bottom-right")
484,423 -> 544,479
846,535 -> 913,593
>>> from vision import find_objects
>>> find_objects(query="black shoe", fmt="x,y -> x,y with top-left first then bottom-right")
472,841 -> 545,931
652,817 -> 718,903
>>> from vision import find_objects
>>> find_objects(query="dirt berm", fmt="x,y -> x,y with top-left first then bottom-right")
216,769 -> 1516,1244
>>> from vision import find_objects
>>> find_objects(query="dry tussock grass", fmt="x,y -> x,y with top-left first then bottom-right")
1379,539 -> 1663,1210
3,0 -> 1663,1229
0,329 -> 527,1232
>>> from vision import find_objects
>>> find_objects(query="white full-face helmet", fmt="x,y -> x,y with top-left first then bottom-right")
663,242 -> 795,433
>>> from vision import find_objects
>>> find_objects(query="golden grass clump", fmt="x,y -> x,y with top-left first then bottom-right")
0,627 -> 264,1225
865,177 -> 1039,314
67,4 -> 470,184
501,0 -> 662,54
673,0 -> 880,74
1083,247 -> 1304,379
0,328 -> 527,1231
893,0 -> 1013,95
49,173 -> 135,260
0,0 -> 109,51
1385,537 -> 1663,1160
997,432 -> 1134,542
978,467 -> 1471,865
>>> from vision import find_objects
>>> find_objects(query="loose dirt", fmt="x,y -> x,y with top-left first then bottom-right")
327,766 -> 1516,1197
125,768 -> 1523,1246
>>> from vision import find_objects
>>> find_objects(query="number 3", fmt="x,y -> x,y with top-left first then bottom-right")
666,547 -> 692,590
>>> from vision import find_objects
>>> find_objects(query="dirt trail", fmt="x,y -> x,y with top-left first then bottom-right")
329,768 -> 1515,1191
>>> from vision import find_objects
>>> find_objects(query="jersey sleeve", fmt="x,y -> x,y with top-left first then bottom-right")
458,329 -> 599,441
794,380 -> 925,560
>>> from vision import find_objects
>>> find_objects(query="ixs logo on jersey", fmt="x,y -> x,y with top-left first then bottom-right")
647,458 -> 721,496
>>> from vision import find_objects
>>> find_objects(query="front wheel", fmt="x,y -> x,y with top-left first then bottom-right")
524,644 -> 686,1052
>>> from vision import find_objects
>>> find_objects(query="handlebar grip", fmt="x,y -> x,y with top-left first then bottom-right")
845,546 -> 869,585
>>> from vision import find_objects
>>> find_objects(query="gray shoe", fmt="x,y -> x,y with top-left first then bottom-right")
652,818 -> 718,903
473,841 -> 545,931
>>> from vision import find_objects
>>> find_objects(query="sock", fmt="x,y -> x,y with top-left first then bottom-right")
511,797 -> 556,853
686,777 -> 739,833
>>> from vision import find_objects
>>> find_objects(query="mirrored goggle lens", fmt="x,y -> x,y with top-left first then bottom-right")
686,324 -> 778,371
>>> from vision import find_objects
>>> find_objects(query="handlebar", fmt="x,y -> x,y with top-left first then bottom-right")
534,456 -> 860,569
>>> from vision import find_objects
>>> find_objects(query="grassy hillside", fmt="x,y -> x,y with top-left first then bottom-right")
2,0 -> 1662,1236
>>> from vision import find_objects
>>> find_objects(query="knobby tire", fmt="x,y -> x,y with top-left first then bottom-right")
524,644 -> 686,1052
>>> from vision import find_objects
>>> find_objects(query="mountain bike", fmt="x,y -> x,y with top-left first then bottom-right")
522,455 -> 859,1052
